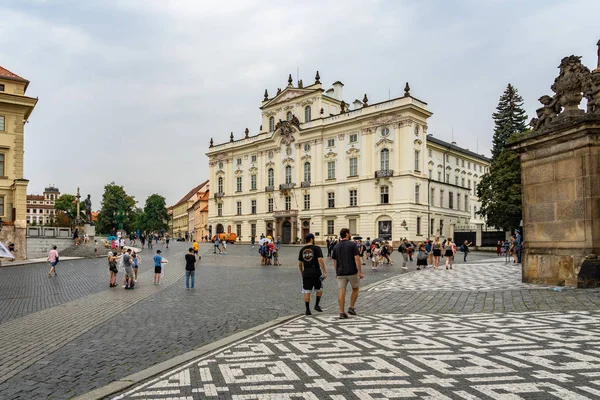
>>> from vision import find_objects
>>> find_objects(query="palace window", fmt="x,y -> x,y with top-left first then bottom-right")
440,219 -> 444,235
437,171 -> 442,181
381,127 -> 390,136
327,220 -> 335,235
455,176 -> 459,185
236,158 -> 242,166
415,184 -> 420,204
236,224 -> 241,237
446,173 -> 450,183
468,161 -> 471,169
473,181 -> 477,195
303,162 -> 311,182
251,200 -> 257,214
449,192 -> 454,209
349,219 -> 357,235
251,223 -> 256,237
327,161 -> 335,179
428,149 -> 432,157
414,150 -> 420,171
349,157 -> 358,176
285,196 -> 291,210
380,186 -> 389,204
327,138 -> 335,147
465,194 -> 469,211
269,117 -> 275,132
251,155 -> 257,163
462,177 -> 465,187
0,84 -> 4,92
417,217 -> 421,236
328,192 -> 335,208
0,153 -> 4,176
287,111 -> 292,121
349,189 -> 357,206
462,159 -> 465,167
217,203 -> 222,216
349,133 -> 358,143
446,154 -> 450,162
380,148 -> 389,170
236,176 -> 242,192
267,168 -> 274,187
457,193 -> 461,210
236,201 -> 242,215
430,218 -> 435,235
430,188 -> 435,206
285,165 -> 292,184
0,116 -> 4,131
440,189 -> 444,207
304,106 -> 311,122
303,194 -> 310,210
251,175 -> 257,190
268,198 -> 273,212
217,177 -> 223,193
468,179 -> 471,189
0,195 -> 4,216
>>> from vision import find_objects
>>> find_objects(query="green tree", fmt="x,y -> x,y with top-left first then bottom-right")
96,182 -> 137,234
477,84 -> 528,231
141,194 -> 168,233
490,84 -> 528,159
54,194 -> 86,226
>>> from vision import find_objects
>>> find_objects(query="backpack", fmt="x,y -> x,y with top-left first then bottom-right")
460,245 -> 465,252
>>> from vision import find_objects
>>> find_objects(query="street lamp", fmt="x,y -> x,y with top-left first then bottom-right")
401,220 -> 408,230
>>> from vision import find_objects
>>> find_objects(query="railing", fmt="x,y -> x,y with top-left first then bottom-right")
265,186 -> 275,192
214,192 -> 225,199
279,183 -> 295,190
301,181 -> 311,188
273,210 -> 298,218
375,170 -> 394,178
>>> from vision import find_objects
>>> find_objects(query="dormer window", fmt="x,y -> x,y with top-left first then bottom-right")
286,111 -> 292,121
0,84 -> 4,92
269,117 -> 274,132
304,106 -> 311,122
381,127 -> 390,137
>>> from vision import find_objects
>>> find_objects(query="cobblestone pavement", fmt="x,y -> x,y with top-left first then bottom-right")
0,242 -> 411,399
110,249 -> 600,400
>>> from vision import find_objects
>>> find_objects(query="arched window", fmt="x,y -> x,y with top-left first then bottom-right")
304,106 -> 311,122
267,168 -> 274,187
217,177 -> 223,193
269,116 -> 274,132
380,148 -> 390,170
285,165 -> 292,184
303,162 -> 311,182
286,111 -> 292,121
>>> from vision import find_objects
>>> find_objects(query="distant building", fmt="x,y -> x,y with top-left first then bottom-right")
171,181 -> 209,239
26,185 -> 60,225
207,73 -> 490,244
192,183 -> 210,241
0,65 -> 38,258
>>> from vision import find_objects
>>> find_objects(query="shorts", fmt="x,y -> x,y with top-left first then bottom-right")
433,249 -> 441,257
51,261 -> 58,267
302,276 -> 323,293
445,250 -> 454,257
154,266 -> 162,274
417,258 -> 428,266
124,266 -> 134,278
337,274 -> 360,290
193,249 -> 198,255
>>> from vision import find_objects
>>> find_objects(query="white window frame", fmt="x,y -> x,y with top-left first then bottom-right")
349,157 -> 358,176
327,161 -> 335,179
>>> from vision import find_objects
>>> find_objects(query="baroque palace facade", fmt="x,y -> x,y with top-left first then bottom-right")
207,73 -> 489,245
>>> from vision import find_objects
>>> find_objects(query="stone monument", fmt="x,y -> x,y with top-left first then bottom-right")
83,193 -> 95,238
510,40 -> 600,287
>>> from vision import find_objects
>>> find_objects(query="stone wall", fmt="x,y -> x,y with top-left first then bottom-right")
0,226 -> 27,260
513,123 -> 600,286
26,237 -> 74,259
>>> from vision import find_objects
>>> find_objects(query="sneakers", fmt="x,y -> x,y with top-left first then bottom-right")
416,267 -> 421,270
314,305 -> 323,312
348,307 -> 357,316
305,310 -> 312,316
339,312 -> 349,319
401,267 -> 408,270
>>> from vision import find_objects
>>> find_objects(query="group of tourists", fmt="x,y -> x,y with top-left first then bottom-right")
255,235 -> 281,265
496,230 -> 522,263
106,248 -> 142,288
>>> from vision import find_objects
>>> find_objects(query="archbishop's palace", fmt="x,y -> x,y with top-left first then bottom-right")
206,72 -> 490,245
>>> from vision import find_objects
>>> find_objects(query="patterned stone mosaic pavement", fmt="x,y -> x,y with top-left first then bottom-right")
113,310 -> 600,400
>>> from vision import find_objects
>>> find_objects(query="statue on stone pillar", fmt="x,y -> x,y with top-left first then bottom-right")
550,55 -> 590,117
84,194 -> 94,225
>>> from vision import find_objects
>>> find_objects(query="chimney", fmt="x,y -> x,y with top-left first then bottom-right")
332,81 -> 344,100
353,99 -> 362,110
325,88 -> 334,98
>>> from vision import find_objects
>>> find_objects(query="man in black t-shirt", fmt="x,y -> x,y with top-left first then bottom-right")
184,247 -> 197,289
332,228 -> 363,319
298,233 -> 327,316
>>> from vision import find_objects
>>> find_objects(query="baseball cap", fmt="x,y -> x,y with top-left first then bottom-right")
305,233 -> 315,242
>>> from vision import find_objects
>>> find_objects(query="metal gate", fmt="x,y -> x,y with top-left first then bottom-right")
453,225 -> 476,246
482,227 -> 507,247
282,221 -> 292,244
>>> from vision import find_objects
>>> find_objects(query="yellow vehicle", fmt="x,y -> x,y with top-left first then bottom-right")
211,233 -> 237,244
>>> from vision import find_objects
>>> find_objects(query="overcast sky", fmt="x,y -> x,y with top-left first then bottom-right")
1,0 -> 598,207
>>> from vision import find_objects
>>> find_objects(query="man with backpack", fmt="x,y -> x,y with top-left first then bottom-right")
398,238 -> 410,270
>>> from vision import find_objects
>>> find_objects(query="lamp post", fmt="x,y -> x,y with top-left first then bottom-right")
116,198 -> 125,231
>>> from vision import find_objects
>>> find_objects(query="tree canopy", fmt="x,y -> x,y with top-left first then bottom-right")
54,194 -> 86,227
141,194 -> 169,233
96,182 -> 137,234
477,84 -> 528,231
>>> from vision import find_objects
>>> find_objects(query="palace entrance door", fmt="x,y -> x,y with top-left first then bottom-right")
282,221 -> 292,244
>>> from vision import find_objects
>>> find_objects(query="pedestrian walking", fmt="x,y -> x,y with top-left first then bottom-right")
444,238 -> 455,270
432,236 -> 442,270
298,233 -> 326,315
108,251 -> 118,287
425,239 -> 433,268
192,240 -> 199,259
398,239 -> 409,270
132,251 -> 141,282
47,246 -> 59,277
119,237 -> 125,250
153,249 -> 168,284
332,228 -> 363,319
166,234 -> 170,249
94,239 -> 98,256
461,240 -> 473,262
251,235 -> 255,249
214,237 -> 220,254
185,247 -> 197,289
496,241 -> 502,256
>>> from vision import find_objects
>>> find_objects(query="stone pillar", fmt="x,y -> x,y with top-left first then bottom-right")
511,121 -> 600,286
475,223 -> 483,248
